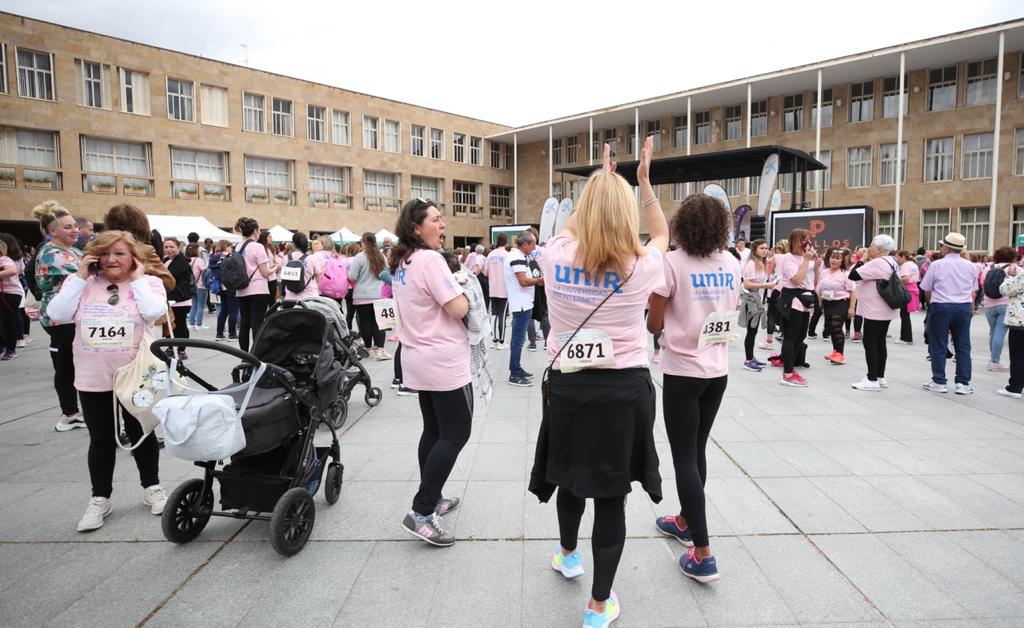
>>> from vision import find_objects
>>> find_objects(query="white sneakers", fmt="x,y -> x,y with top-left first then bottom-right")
54,412 -> 86,432
922,381 -> 948,394
851,377 -> 881,391
988,362 -> 1009,372
996,388 -> 1022,399
955,382 -> 974,395
77,485 -> 166,532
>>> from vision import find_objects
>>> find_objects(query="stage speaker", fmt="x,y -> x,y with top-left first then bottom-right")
749,216 -> 767,242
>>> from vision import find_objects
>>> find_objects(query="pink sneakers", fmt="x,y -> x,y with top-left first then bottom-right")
780,371 -> 808,387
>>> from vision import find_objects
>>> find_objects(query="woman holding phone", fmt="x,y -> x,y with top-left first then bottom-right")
773,229 -> 820,387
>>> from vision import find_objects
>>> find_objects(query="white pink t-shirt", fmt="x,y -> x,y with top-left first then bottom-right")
741,260 -> 768,300
540,235 -> 665,371
283,251 -> 325,300
774,253 -> 817,312
485,248 -> 509,298
393,249 -> 470,391
234,240 -> 270,297
465,252 -> 483,275
818,268 -> 855,301
190,257 -> 207,286
853,256 -> 900,321
0,256 -> 24,296
655,249 -> 741,379
899,261 -> 920,284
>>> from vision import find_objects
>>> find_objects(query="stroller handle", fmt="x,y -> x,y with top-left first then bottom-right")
150,338 -> 262,367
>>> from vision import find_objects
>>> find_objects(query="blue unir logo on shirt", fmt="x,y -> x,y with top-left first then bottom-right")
553,264 -> 622,294
690,268 -> 735,290
395,268 -> 407,285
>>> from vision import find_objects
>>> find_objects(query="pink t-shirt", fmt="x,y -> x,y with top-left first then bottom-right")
982,266 -> 1010,307
656,249 -> 741,379
284,251 -> 325,300
741,260 -> 767,300
0,256 -> 24,296
818,268 -> 855,300
234,240 -> 270,297
774,253 -> 817,312
541,235 -> 665,371
853,256 -> 900,320
465,252 -> 484,274
190,257 -> 207,285
71,275 -> 167,392
393,249 -> 470,391
485,249 -> 509,298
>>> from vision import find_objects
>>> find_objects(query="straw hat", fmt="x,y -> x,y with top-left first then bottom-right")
938,232 -> 966,250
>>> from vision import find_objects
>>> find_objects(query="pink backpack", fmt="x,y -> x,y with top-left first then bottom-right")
319,256 -> 350,298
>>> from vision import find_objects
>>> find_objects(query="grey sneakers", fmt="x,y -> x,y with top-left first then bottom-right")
402,512 -> 455,547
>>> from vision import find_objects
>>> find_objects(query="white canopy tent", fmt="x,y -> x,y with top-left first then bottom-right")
329,227 -> 360,243
267,224 -> 294,243
146,215 -> 241,243
375,228 -> 398,245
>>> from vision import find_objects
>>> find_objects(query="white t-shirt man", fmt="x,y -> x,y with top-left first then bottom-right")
504,247 -> 535,313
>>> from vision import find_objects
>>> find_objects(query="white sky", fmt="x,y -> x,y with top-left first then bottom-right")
2,0 -> 1021,126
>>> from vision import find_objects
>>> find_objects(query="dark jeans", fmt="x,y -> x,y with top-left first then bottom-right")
663,373 -> 727,548
862,319 -> 891,381
926,302 -> 973,385
0,292 -> 19,351
412,385 -> 473,516
354,303 -> 386,349
216,292 -> 238,337
781,310 -> 810,374
527,316 -> 550,346
43,324 -> 79,416
509,308 -> 532,377
556,489 -> 625,602
1007,328 -> 1024,394
237,293 -> 273,352
170,306 -> 190,340
79,390 -> 159,498
899,304 -> 913,342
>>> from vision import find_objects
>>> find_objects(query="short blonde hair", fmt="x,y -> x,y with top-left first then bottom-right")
31,200 -> 73,236
573,170 -> 645,280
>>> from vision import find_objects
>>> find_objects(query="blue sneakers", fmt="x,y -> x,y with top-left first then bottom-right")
550,546 -> 584,578
679,547 -> 720,583
582,591 -> 620,627
655,515 -> 694,547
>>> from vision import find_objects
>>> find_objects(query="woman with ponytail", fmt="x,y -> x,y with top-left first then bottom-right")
348,232 -> 390,359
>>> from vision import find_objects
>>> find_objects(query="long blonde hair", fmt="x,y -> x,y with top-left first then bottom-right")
573,170 -> 645,280
317,235 -> 337,254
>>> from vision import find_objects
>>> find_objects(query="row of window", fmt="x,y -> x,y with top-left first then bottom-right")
877,205 -> 1024,251
0,43 -> 515,170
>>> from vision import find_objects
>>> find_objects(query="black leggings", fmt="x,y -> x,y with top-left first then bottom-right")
744,322 -> 758,360
44,324 -> 79,416
862,319 -> 891,381
556,489 -> 625,602
490,297 -> 508,344
663,374 -> 727,548
808,300 -> 822,335
217,292 -> 238,337
345,292 -> 356,330
237,293 -> 273,352
0,292 -> 19,351
781,310 -> 810,373
899,304 -> 913,342
79,390 -> 160,498
394,343 -> 403,382
413,385 -> 473,516
825,308 -> 848,355
854,315 -> 863,334
170,307 -> 190,340
765,292 -> 779,335
354,303 -> 386,349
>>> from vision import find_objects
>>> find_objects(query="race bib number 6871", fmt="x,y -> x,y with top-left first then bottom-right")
558,329 -> 615,373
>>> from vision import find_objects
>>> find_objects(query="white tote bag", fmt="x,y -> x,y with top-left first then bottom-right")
154,361 -> 266,462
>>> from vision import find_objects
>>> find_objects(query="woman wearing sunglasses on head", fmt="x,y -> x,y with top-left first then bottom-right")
46,231 -> 168,532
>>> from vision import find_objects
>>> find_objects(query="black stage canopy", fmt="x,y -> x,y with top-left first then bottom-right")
555,145 -> 826,187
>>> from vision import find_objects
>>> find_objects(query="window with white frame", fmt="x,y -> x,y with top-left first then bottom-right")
808,150 -> 832,191
879,143 -> 907,186
591,132 -> 601,161
694,111 -> 711,144
0,44 -> 7,94
847,146 -> 872,188
307,105 -> 326,142
962,132 -> 993,179
489,140 -> 501,167
362,116 -> 379,149
811,89 -> 833,128
671,182 -> 685,200
751,100 -> 768,136
81,136 -> 152,196
1020,55 -> 1024,100
723,178 -> 741,196
470,137 -> 481,166
166,78 -> 194,122
120,69 -> 150,115
849,81 -> 874,123
272,98 -> 293,136
748,176 -> 759,196
645,120 -> 662,151
628,125 -> 637,155
882,75 -> 908,118
200,85 -> 228,127
384,120 -> 400,153
569,179 -> 587,204
411,125 -> 425,157
604,128 -> 617,158
242,92 -> 265,132
673,116 -> 687,147
1012,205 -> 1024,246
16,48 -> 54,101
0,127 -> 62,190
552,138 -> 562,166
959,206 -> 989,250
927,65 -> 957,112
725,106 -> 742,140
309,164 -> 351,208
921,208 -> 950,249
453,181 -> 481,215
363,170 -> 399,210
779,172 -> 794,193
505,144 -> 513,170
552,182 -> 561,200
965,58 -> 997,106
490,185 -> 512,218
430,128 -> 444,159
411,176 -> 442,209
924,137 -> 954,182
567,135 -> 580,163
78,60 -> 107,109
244,156 -> 293,204
783,94 -> 803,132
170,147 -> 228,201
876,211 -> 904,247
332,110 -> 350,145
453,133 -> 466,163
1016,128 -> 1024,176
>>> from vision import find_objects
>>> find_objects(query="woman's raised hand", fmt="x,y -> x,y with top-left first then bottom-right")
131,257 -> 145,281
77,254 -> 98,279
637,136 -> 654,183
602,142 -> 617,174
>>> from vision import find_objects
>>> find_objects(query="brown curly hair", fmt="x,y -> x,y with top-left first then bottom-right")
670,194 -> 731,258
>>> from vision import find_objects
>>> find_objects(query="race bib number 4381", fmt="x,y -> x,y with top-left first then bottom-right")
697,310 -> 739,350
558,329 -> 615,373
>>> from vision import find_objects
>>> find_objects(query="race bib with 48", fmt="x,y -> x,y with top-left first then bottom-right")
374,298 -> 400,330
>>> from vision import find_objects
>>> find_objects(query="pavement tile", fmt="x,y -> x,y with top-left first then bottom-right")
756,477 -> 866,534
809,476 -> 928,532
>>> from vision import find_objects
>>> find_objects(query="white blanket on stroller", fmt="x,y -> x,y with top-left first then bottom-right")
455,269 -> 493,404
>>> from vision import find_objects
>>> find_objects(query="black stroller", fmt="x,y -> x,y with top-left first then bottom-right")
153,302 -> 346,556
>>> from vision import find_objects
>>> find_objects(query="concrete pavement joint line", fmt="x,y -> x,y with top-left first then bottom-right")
136,521 -> 250,627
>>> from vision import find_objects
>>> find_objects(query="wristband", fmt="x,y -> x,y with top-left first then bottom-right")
641,196 -> 659,208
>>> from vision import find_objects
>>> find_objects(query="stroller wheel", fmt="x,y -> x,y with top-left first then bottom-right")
324,463 -> 343,505
328,397 -> 348,430
162,479 -> 213,544
270,488 -> 316,557
364,387 -> 383,407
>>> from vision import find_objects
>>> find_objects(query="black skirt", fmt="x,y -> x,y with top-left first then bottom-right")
529,367 -> 662,503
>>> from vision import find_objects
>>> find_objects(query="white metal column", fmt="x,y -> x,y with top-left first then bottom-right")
686,97 -> 692,195
815,70 -> 822,208
989,32 -> 1005,252
634,108 -> 640,159
745,83 -> 752,204
513,133 -> 519,224
589,117 -> 594,166
548,126 -> 553,197
895,53 -> 906,247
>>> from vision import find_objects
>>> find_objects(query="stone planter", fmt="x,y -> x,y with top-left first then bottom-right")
92,184 -> 115,194
125,186 -> 149,196
177,189 -> 198,200
25,180 -> 53,190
